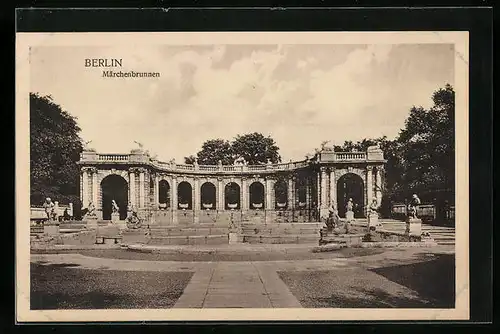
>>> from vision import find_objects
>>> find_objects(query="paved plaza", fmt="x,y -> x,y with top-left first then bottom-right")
31,244 -> 455,309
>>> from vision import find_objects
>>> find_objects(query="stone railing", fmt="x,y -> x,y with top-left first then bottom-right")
81,150 -> 378,173
97,154 -> 130,161
335,152 -> 367,161
31,204 -> 72,222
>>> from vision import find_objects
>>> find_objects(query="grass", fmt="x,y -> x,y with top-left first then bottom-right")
278,253 -> 455,308
30,263 -> 193,309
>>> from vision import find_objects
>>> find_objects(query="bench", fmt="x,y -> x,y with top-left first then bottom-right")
95,236 -> 123,245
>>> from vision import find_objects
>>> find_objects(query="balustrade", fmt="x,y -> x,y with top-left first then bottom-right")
98,154 -> 129,161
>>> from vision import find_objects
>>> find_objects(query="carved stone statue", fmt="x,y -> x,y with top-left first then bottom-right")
84,201 -> 96,218
126,210 -> 142,229
43,197 -> 54,220
326,201 -> 340,230
369,199 -> 379,215
407,194 -> 421,219
133,140 -> 144,149
346,198 -> 354,212
111,200 -> 119,213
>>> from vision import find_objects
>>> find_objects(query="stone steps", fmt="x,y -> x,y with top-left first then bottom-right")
379,221 -> 455,245
242,234 -> 319,244
149,227 -> 229,236
147,234 -> 228,246
241,227 -> 322,235
241,222 -> 324,228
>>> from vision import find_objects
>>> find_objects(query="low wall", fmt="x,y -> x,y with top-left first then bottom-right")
149,209 -> 317,226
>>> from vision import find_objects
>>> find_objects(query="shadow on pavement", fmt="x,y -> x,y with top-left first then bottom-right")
370,253 -> 455,308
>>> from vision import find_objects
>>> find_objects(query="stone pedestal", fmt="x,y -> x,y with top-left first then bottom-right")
228,232 -> 240,244
405,218 -> 422,236
345,210 -> 354,221
86,216 -> 98,229
320,208 -> 329,221
104,238 -> 116,245
367,213 -> 380,231
43,222 -> 59,235
117,221 -> 127,230
111,213 -> 119,222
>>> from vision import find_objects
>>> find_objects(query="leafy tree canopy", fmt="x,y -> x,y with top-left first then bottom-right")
185,132 -> 281,165
30,93 -> 83,207
316,84 -> 455,206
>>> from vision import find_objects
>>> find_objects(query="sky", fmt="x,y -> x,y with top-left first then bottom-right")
30,43 -> 454,163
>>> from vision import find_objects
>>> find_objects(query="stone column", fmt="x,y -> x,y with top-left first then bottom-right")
81,168 -> 89,208
129,169 -> 136,208
193,177 -> 200,223
217,178 -> 224,210
316,172 -> 321,209
329,168 -> 336,208
375,166 -> 383,206
241,178 -> 247,211
287,176 -> 294,209
171,176 -> 178,224
139,169 -> 145,208
266,178 -> 274,210
320,167 -> 328,218
305,177 -> 311,209
154,174 -> 159,209
366,166 -> 373,213
91,168 -> 98,208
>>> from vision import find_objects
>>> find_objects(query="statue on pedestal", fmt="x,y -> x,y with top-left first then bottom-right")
406,193 -> 422,237
43,198 -> 55,221
83,201 -> 96,219
111,200 -> 119,213
407,194 -> 421,219
126,207 -> 142,229
369,199 -> 379,216
346,198 -> 354,212
326,201 -> 340,230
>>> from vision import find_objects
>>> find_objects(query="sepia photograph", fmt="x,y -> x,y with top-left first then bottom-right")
16,31 -> 469,321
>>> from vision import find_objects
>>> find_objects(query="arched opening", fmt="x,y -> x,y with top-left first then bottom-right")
337,173 -> 365,218
177,181 -> 192,210
249,182 -> 265,209
296,177 -> 307,209
201,182 -> 216,210
158,180 -> 170,209
224,182 -> 240,210
274,179 -> 288,209
101,174 -> 128,220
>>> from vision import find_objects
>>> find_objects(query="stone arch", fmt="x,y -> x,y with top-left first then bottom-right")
224,182 -> 240,210
200,181 -> 216,210
295,176 -> 308,208
249,181 -> 265,209
158,179 -> 170,209
337,172 -> 365,218
177,181 -> 192,210
100,174 -> 128,220
274,178 -> 288,209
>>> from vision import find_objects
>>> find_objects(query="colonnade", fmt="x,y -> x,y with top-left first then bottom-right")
80,164 -> 384,220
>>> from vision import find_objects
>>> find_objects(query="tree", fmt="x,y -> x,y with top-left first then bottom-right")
184,155 -> 197,165
185,132 -> 281,165
313,84 -> 455,217
232,132 -> 281,165
397,84 -> 455,203
185,139 -> 233,165
30,93 -> 83,208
